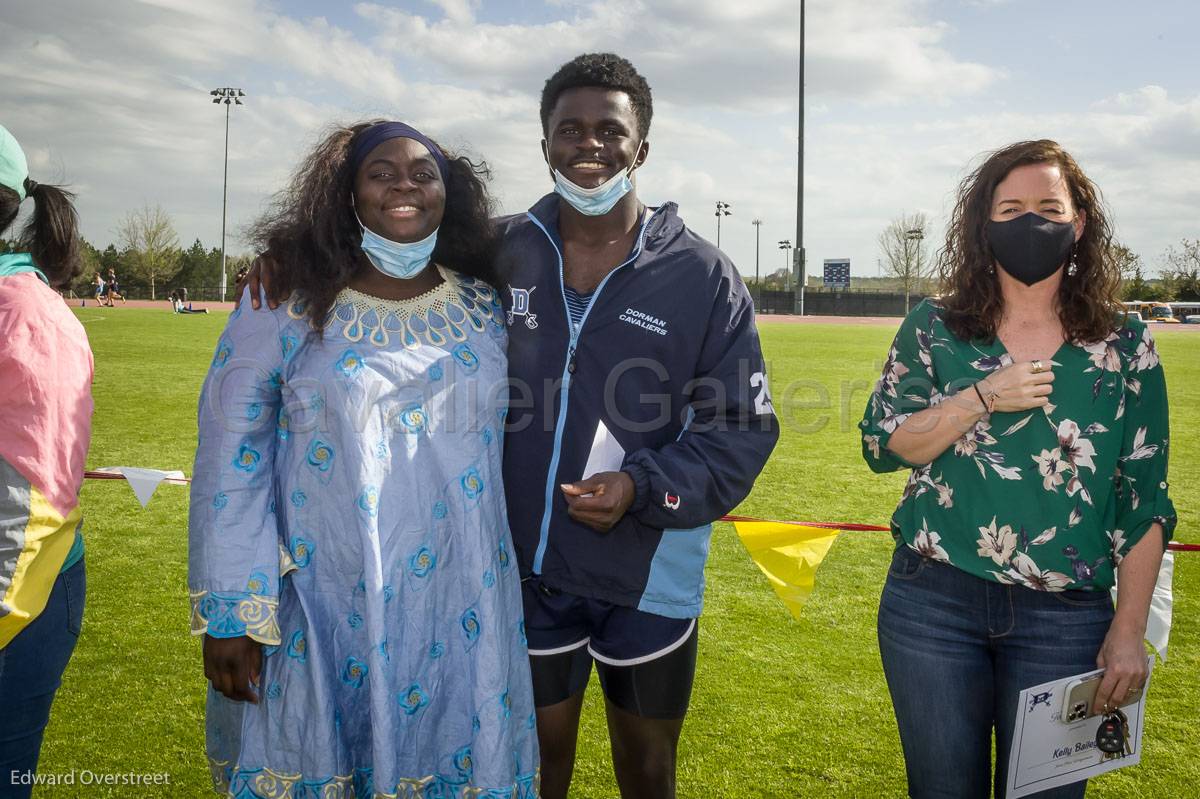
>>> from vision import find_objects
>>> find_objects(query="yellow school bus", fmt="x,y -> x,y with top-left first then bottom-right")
1122,301 -> 1178,323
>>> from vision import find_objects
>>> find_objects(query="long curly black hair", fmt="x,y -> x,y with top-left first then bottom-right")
250,120 -> 499,328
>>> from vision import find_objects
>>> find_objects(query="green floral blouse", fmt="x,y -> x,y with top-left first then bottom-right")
861,299 -> 1176,591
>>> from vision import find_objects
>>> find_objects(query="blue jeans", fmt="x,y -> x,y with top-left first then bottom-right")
0,560 -> 85,799
877,546 -> 1113,799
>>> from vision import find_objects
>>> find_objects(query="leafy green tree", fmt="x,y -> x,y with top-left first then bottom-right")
174,238 -> 222,291
72,239 -> 104,297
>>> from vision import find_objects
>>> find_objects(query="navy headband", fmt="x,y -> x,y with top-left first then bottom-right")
349,122 -> 450,184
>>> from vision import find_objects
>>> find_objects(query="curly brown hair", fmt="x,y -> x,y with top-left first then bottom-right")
936,139 -> 1121,344
250,120 -> 499,329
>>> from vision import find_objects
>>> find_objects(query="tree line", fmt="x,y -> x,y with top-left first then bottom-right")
877,212 -> 1200,304
7,202 -> 1198,305
1,204 -> 251,300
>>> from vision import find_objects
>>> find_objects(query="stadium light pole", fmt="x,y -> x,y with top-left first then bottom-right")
210,87 -> 245,302
904,227 -> 924,315
715,201 -> 732,248
796,0 -> 805,315
751,218 -> 763,295
779,239 -> 792,293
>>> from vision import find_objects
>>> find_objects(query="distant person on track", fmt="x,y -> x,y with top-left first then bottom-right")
0,123 -> 93,799
90,271 -> 105,306
170,288 -> 206,314
104,268 -> 125,304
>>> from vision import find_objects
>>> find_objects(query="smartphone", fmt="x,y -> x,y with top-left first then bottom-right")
1061,673 -> 1145,723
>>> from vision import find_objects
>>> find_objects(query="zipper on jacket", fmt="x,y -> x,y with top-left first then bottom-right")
524,207 -> 660,574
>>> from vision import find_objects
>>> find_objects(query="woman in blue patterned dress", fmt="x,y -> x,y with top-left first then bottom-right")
188,121 -> 539,798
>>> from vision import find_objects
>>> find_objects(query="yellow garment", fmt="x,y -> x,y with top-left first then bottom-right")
734,521 -> 840,620
0,485 -> 78,649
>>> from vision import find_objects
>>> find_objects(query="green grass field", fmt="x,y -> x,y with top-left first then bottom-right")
34,307 -> 1199,798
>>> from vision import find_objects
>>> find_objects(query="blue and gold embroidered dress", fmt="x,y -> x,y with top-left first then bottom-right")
189,267 -> 539,798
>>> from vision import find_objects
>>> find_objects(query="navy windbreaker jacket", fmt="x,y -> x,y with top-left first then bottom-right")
498,194 -> 779,618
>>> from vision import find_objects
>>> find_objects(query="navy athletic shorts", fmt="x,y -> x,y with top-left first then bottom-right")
522,576 -> 698,719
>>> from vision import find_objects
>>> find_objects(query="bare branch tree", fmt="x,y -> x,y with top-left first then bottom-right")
1110,242 -> 1142,279
1111,242 -> 1151,301
116,204 -> 180,300
1161,239 -> 1200,301
878,211 -> 929,314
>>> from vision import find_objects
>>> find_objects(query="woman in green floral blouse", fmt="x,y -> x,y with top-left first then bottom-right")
861,139 -> 1175,799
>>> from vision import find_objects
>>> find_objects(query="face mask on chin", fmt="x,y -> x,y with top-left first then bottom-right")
553,168 -> 634,216
550,142 -> 642,216
986,211 -> 1077,286
355,209 -> 438,280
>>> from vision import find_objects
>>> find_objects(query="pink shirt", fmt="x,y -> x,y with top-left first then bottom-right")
0,272 -> 93,647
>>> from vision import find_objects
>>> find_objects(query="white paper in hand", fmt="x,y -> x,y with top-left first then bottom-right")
580,420 -> 626,482
1006,657 -> 1152,798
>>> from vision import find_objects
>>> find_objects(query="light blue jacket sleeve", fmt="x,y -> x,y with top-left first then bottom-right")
188,293 -> 288,645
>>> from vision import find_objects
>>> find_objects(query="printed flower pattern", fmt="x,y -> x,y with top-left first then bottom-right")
1131,326 -> 1160,372
341,656 -> 368,689
910,518 -> 950,563
233,441 -> 261,473
400,684 -> 429,716
861,299 -> 1175,592
976,517 -> 1018,566
336,349 -> 364,378
1031,448 -> 1068,491
991,551 -> 1073,591
409,546 -> 436,578
306,440 -> 334,472
955,419 -> 1022,481
190,274 -> 537,795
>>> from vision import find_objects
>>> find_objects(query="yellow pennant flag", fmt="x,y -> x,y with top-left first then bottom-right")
733,521 -> 841,620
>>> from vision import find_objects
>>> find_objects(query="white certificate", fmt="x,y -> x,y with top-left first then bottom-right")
1006,657 -> 1153,799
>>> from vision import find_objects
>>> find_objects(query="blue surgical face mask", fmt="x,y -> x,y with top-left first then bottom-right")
552,150 -> 640,216
356,210 -> 438,279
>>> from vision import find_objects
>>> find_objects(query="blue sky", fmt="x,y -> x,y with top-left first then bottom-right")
2,0 -> 1197,280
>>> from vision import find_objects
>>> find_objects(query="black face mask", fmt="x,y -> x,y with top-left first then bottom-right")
985,212 -> 1076,286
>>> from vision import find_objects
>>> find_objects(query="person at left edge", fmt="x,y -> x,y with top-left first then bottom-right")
0,123 -> 92,799
497,54 -> 779,799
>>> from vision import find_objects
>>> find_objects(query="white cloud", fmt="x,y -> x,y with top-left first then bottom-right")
355,0 -> 992,111
806,0 -> 998,103
802,85 -> 1200,278
423,0 -> 479,25
1,0 -> 1194,289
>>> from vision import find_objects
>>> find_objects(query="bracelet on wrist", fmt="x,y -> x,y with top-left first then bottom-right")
973,381 -> 997,414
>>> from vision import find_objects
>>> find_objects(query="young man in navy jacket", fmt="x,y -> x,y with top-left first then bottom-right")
498,53 -> 779,799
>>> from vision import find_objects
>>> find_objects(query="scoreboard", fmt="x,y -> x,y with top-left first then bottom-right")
823,259 -> 850,289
